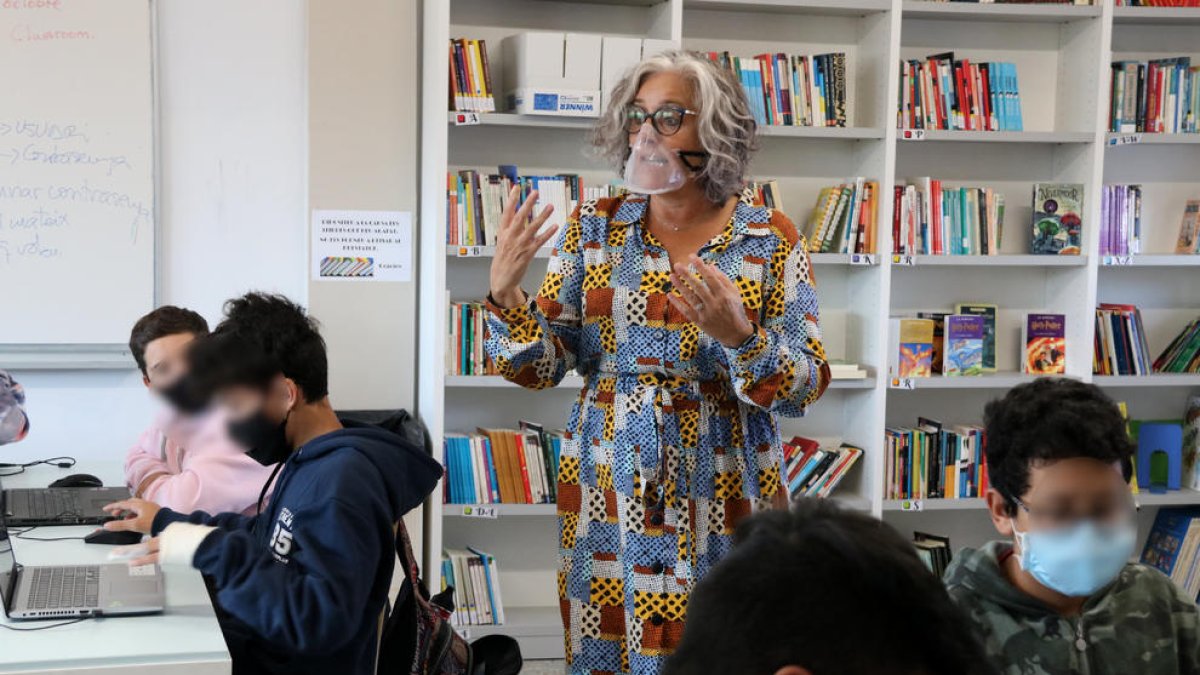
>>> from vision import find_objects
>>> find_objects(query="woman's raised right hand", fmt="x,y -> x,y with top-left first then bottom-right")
489,186 -> 557,308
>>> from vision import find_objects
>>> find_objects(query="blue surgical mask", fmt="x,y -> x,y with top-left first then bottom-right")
1012,519 -> 1136,597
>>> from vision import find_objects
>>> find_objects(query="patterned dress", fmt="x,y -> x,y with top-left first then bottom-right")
484,191 -> 829,675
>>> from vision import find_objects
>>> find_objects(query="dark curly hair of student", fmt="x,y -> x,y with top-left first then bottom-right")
984,378 -> 1134,515
189,292 -> 328,402
661,499 -> 997,675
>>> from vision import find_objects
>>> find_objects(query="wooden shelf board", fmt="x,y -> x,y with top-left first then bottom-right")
1113,6 -> 1200,25
902,1 -> 1101,22
686,0 -> 892,15
444,503 -> 557,517
897,255 -> 1087,267
1093,374 -> 1200,388
901,129 -> 1095,144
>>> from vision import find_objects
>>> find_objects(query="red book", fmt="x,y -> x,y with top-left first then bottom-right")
892,184 -> 904,253
513,433 -> 534,503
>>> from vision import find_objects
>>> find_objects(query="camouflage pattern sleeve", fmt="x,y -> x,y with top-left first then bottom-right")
721,226 -> 829,418
0,370 -> 29,445
484,213 -> 583,390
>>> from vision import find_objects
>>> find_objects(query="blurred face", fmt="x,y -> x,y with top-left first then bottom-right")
215,375 -> 296,427
988,457 -> 1133,541
142,332 -> 199,390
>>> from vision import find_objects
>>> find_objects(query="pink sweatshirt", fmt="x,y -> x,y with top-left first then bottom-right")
125,409 -> 278,516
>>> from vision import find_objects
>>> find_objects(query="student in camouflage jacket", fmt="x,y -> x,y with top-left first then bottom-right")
945,379 -> 1200,675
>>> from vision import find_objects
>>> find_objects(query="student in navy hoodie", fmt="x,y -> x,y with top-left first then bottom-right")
103,292 -> 442,675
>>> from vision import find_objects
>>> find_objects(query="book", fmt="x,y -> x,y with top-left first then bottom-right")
1101,184 -> 1143,256
944,314 -> 985,376
1177,200 -> 1200,254
1141,508 -> 1200,601
1031,183 -> 1084,255
703,51 -> 847,128
1108,57 -> 1198,134
917,312 -> 948,375
914,532 -> 953,579
1095,304 -> 1152,376
891,318 -> 936,379
1024,313 -> 1066,374
802,178 -> 879,254
955,304 -> 998,372
446,426 -> 563,505
443,548 -> 506,626
449,39 -> 497,113
782,436 -> 864,499
886,420 -> 987,500
898,56 -> 1022,132
892,180 -> 1005,256
1152,316 -> 1200,374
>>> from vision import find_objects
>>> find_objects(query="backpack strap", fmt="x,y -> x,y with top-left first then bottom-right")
394,520 -> 421,585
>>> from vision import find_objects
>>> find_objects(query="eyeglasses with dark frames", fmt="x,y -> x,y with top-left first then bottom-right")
625,104 -> 697,137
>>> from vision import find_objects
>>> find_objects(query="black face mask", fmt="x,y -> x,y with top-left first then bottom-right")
158,375 -> 207,415
228,408 -> 291,466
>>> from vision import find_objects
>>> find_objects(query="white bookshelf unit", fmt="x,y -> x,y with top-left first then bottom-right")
418,0 -> 1200,660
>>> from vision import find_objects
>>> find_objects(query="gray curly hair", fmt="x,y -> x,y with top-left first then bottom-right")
590,49 -> 758,204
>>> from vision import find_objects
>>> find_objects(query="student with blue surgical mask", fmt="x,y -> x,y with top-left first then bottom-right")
945,378 -> 1200,675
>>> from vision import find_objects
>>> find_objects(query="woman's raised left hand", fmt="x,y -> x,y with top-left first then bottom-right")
669,254 -> 755,348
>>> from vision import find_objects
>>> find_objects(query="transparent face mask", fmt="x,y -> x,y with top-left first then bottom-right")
622,124 -> 689,195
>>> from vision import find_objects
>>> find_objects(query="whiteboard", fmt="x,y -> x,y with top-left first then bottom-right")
0,0 -> 155,346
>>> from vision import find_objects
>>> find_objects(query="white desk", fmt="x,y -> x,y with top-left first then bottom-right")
0,461 -> 231,674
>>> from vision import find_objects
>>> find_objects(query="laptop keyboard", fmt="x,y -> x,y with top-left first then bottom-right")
24,566 -> 101,610
15,490 -> 82,519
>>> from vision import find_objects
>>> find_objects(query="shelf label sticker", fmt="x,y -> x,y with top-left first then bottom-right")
453,112 -> 482,126
460,505 -> 499,519
891,254 -> 916,266
1102,255 -> 1134,266
900,499 -> 924,512
900,129 -> 926,141
850,253 -> 877,266
455,246 -> 484,257
1108,133 -> 1142,146
890,377 -> 917,390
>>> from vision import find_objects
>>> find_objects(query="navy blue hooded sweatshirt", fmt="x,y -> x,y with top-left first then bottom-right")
150,423 -> 442,675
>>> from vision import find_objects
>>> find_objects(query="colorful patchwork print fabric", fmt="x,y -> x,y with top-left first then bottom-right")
484,190 -> 830,674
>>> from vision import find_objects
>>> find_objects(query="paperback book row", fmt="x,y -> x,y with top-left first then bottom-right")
448,302 -> 496,377
449,38 -> 496,113
892,179 -> 1006,256
885,419 -> 989,501
447,167 -> 626,247
1109,57 -> 1199,135
444,422 -> 563,505
920,0 -> 1090,3
802,178 -> 880,254
701,51 -> 847,128
891,310 -> 1066,378
442,548 -> 506,627
1094,306 -> 1200,375
898,54 -> 1023,132
783,436 -> 863,500
1142,506 -> 1200,602
891,182 -> 1081,256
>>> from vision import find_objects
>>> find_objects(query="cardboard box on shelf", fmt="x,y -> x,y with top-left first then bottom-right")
503,32 -> 602,117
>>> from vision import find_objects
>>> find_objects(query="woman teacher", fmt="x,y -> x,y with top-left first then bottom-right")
484,50 -> 830,674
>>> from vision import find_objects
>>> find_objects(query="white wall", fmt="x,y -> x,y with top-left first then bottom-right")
8,0 -> 308,463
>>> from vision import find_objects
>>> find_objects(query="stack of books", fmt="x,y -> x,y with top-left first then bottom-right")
1142,507 -> 1200,601
1175,200 -> 1200,254
885,418 -> 988,501
449,38 -> 496,113
802,178 -> 879,254
447,168 -> 601,247
1100,185 -> 1143,257
746,180 -> 785,211
444,422 -> 562,505
782,436 -> 863,499
447,302 -> 495,377
898,54 -> 1022,131
701,51 -> 847,128
442,548 -> 506,627
829,361 -> 868,380
1154,318 -> 1200,374
1094,303 -> 1152,375
892,179 -> 1006,256
1109,58 -> 1199,134
914,532 -> 953,579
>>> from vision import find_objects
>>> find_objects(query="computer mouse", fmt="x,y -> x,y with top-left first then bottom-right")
49,473 -> 103,488
84,529 -> 143,546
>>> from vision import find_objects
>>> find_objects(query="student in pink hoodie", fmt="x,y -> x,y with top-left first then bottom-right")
125,306 -> 278,515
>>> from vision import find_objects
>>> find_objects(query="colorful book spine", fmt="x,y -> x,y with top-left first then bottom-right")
703,51 -> 847,128
444,428 -> 563,505
897,57 -> 1022,132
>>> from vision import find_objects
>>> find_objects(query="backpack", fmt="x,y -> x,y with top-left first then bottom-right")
378,522 -> 524,675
